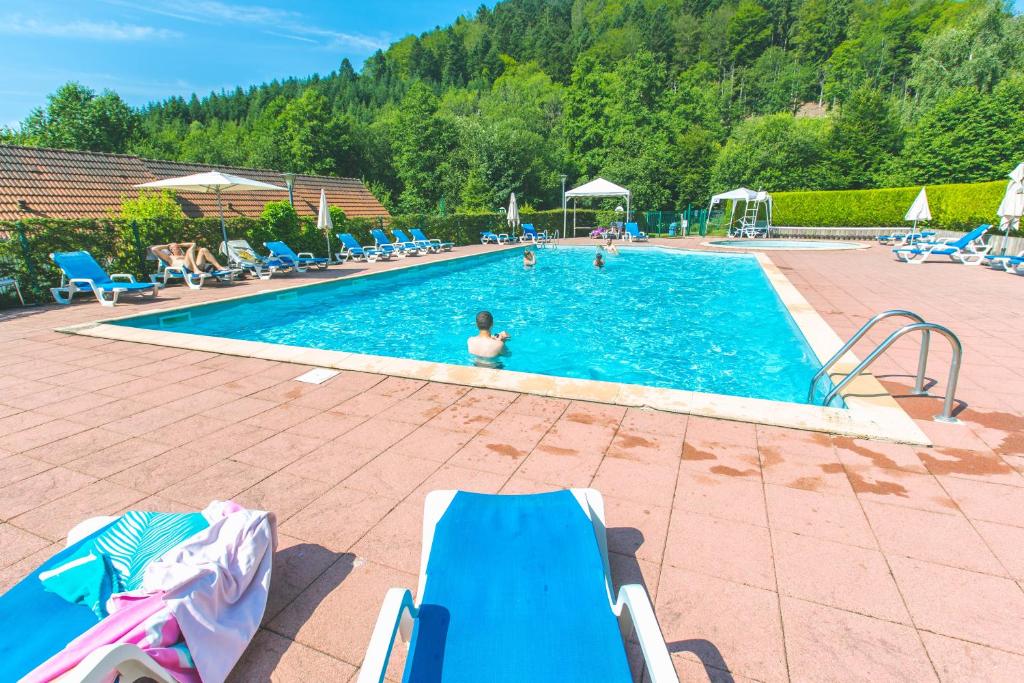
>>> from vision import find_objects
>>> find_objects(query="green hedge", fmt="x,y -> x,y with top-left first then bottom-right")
387,209 -> 598,244
773,180 -> 1010,232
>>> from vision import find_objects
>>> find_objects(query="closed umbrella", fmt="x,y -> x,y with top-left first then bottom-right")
997,163 -> 1024,255
135,171 -> 287,251
904,187 -> 931,238
507,193 -> 520,239
317,188 -> 334,263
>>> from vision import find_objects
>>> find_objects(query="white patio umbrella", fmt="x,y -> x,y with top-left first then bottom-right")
317,188 -> 333,262
997,163 -> 1024,254
507,192 -> 520,239
904,187 -> 931,238
135,171 -> 287,251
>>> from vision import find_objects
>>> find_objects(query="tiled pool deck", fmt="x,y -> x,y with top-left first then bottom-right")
1,238 -> 1023,681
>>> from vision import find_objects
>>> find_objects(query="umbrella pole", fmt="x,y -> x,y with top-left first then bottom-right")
216,189 -> 229,258
326,231 -> 333,263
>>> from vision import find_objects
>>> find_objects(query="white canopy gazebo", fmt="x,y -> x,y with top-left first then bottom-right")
707,187 -> 773,236
564,178 -> 631,238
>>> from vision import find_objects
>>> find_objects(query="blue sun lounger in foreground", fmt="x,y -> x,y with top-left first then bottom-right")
358,489 -> 678,683
411,228 -> 453,251
264,240 -> 330,271
893,224 -> 992,265
625,222 -> 649,242
50,251 -> 159,307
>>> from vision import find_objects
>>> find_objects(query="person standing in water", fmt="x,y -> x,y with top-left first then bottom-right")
467,310 -> 510,358
523,249 -> 536,268
594,251 -> 605,268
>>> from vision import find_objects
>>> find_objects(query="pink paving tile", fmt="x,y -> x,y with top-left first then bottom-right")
0,522 -> 50,567
101,405 -> 194,437
619,408 -> 689,437
228,629 -> 356,682
664,510 -> 775,590
832,435 -> 928,473
269,558 -> 416,667
477,411 -> 557,440
515,444 -> 604,488
162,388 -> 243,416
286,385 -> 362,412
234,471 -> 333,522
263,534 -> 346,622
118,495 -> 198,514
344,451 -> 441,499
455,387 -> 518,410
341,416 -> 419,453
40,395 -> 121,422
411,464 -> 508,500
764,483 -> 877,548
973,520 -> 1024,580
541,419 -> 618,453
351,500 -> 424,575
844,463 -> 960,515
608,551 -> 661,599
281,443 -> 380,487
591,458 -> 677,507
0,466 -> 96,521
504,393 -> 568,419
210,396 -> 278,422
254,380 -> 323,404
280,485 -> 398,552
422,402 -> 493,433
333,391 -> 403,417
0,454 -> 52,488
921,632 -> 1024,682
365,376 -> 426,398
861,500 -> 1005,575
408,381 -> 471,405
0,540 -> 64,592
675,470 -> 768,527
64,437 -> 171,478
780,597 -> 936,682
11,480 -> 146,542
384,425 -> 473,463
384,397 -> 449,426
914,418 -> 994,451
655,565 -> 787,682
242,403 -> 321,432
603,495 -> 672,565
773,530 -> 910,623
2,384 -> 87,411
231,432 -> 322,469
918,445 -> 1024,487
108,449 -> 227,495
0,411 -> 54,438
201,422 -> 278,456
606,430 -> 684,468
321,370 -> 384,393
562,401 -> 625,428
937,475 -> 1024,526
161,459 -> 273,509
140,414 -> 236,447
446,436 -> 530,477
890,555 -> 1024,654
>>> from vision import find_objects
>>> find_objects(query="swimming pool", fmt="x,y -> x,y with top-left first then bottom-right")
706,239 -> 866,251
115,246 -> 831,404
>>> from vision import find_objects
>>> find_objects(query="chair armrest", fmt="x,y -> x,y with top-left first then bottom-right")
357,588 -> 419,683
66,642 -> 176,683
297,252 -> 315,259
613,584 -> 678,683
110,274 -> 137,283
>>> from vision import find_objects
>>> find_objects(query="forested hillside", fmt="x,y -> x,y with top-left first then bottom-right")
5,0 -> 1024,213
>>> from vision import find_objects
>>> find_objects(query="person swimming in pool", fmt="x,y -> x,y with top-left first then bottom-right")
594,251 -> 605,268
468,310 -> 510,359
605,238 -> 618,255
523,249 -> 536,268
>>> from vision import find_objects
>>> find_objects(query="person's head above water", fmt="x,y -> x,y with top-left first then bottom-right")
476,310 -> 494,332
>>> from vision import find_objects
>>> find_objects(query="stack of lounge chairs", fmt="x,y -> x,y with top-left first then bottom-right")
892,224 -> 992,265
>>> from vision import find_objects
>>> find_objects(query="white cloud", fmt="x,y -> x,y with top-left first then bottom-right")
103,0 -> 388,52
0,15 -> 181,41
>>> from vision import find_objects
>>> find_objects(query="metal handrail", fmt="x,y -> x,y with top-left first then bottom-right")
823,322 -> 963,422
808,310 -> 929,404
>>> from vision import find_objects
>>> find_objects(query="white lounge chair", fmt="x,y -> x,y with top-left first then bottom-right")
893,224 -> 992,265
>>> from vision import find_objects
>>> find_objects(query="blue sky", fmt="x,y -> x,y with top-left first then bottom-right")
0,0 -> 486,126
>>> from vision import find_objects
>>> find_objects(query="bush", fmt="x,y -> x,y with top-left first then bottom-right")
773,180 -> 1009,232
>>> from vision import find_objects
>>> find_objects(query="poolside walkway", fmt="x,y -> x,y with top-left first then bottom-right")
1,239 -> 1023,681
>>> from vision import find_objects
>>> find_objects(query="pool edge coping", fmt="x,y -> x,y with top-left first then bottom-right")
56,243 -> 930,445
700,240 -> 872,252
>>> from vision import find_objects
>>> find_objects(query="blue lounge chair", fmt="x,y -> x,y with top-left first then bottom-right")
518,223 -> 550,244
983,249 -> 1024,271
358,489 -> 677,683
625,222 -> 648,242
222,239 -> 291,280
411,228 -> 453,251
893,224 -> 992,265
50,251 -> 158,307
337,233 -> 387,262
480,230 -> 510,244
265,240 -> 330,272
372,228 -> 416,257
393,228 -> 434,253
877,230 -> 936,246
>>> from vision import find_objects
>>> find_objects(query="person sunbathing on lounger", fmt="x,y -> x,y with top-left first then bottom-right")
468,310 -> 510,359
152,242 -> 228,273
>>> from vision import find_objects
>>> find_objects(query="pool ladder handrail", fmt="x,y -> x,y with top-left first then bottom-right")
808,310 -> 963,423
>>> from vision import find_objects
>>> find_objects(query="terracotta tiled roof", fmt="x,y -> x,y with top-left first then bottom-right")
0,144 -> 389,222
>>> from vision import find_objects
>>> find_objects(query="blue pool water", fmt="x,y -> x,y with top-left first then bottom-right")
117,246 -> 830,404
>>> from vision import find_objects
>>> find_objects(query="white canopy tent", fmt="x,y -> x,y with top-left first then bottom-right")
707,187 -> 773,236
564,178 -> 631,238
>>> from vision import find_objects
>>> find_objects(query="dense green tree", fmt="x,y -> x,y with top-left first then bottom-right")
711,114 -> 834,191
19,82 -> 136,152
727,0 -> 773,68
828,86 -> 903,188
391,83 -> 450,212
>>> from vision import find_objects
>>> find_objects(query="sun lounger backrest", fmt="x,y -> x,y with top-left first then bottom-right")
410,490 -> 631,682
52,251 -> 112,284
625,222 -> 639,234
951,224 -> 990,248
264,241 -> 298,260
522,224 -> 537,235
393,229 -> 414,242
338,233 -> 361,250
371,229 -> 391,245
411,228 -> 429,241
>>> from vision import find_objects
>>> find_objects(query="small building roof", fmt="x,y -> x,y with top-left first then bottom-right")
0,144 -> 389,222
565,177 -> 631,198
